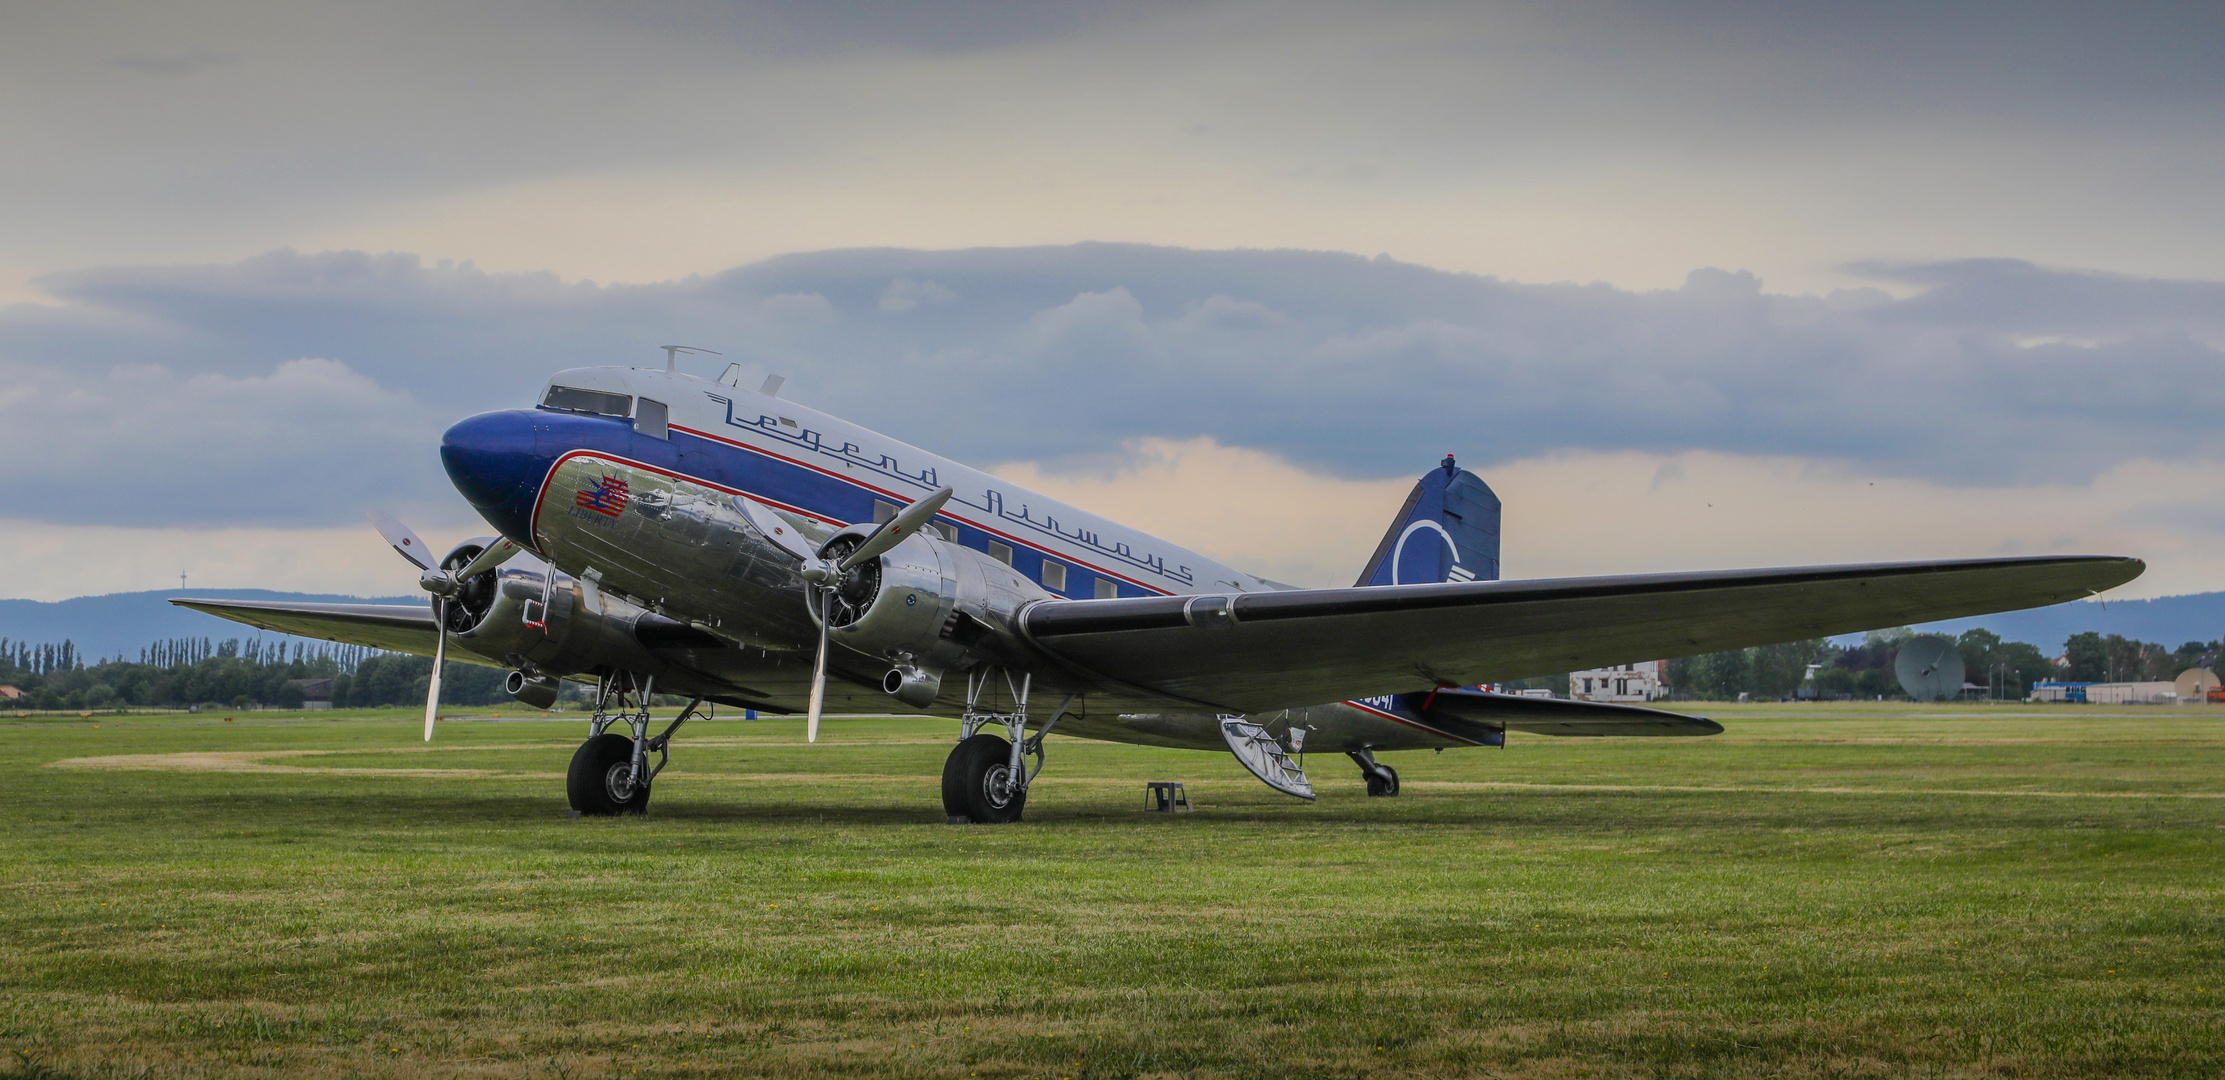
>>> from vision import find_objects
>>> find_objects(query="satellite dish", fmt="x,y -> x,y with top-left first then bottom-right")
1895,635 -> 1965,702
2173,668 -> 2219,703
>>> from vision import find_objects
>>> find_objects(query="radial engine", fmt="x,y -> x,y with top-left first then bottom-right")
806,527 -> 1051,707
427,539 -> 700,708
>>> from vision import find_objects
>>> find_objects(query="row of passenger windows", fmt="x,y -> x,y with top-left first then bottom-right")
873,500 -> 1118,598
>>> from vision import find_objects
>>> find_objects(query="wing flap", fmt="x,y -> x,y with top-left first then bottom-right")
1020,555 -> 2142,713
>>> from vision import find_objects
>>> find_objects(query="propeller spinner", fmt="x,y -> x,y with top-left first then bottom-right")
736,487 -> 953,742
367,510 -> 525,740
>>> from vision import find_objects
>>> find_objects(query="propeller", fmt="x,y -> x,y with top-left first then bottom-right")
735,487 -> 953,742
367,510 -> 526,741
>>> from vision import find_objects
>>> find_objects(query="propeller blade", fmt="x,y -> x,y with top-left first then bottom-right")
454,537 -> 523,580
806,591 -> 829,743
734,495 -> 819,563
369,509 -> 438,571
838,486 -> 954,571
424,601 -> 447,742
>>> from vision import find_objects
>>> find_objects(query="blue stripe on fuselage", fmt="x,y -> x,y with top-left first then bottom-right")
442,407 -> 1157,601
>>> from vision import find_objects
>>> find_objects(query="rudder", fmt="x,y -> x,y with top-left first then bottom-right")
1354,454 -> 1500,586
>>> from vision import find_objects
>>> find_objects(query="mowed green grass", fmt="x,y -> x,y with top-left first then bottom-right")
4,704 -> 2223,1079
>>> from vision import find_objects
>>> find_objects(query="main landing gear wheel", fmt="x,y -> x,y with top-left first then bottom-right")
942,733 -> 1026,824
568,733 -> 652,816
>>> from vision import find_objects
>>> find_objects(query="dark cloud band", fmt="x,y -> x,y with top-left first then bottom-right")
5,244 -> 2221,527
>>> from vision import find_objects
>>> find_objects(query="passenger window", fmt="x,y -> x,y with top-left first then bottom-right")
987,541 -> 1013,566
542,385 -> 633,417
634,397 -> 669,440
1041,561 -> 1066,591
1095,577 -> 1117,599
933,522 -> 957,542
873,500 -> 897,524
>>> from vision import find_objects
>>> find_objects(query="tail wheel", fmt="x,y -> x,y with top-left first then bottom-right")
1365,764 -> 1400,798
568,733 -> 651,816
942,733 -> 1027,823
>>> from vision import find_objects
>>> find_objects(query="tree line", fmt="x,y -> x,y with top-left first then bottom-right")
1660,629 -> 2222,701
7,625 -> 2219,710
0,636 -> 511,712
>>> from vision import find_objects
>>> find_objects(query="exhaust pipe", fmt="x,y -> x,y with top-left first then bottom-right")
882,664 -> 942,708
505,669 -> 562,710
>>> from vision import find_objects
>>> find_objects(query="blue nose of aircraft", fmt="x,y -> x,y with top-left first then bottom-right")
440,409 -> 549,545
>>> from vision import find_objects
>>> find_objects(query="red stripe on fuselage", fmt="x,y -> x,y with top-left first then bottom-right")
1342,699 -> 1487,746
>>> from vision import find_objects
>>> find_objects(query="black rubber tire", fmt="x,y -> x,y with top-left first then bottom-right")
941,733 -> 1027,823
567,733 -> 651,816
1365,764 -> 1400,798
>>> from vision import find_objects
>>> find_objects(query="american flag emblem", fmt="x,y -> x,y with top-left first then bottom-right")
576,475 -> 631,517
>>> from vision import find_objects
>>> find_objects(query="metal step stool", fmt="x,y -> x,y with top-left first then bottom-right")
1144,781 -> 1191,813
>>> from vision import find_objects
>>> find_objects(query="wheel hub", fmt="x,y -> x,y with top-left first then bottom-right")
981,764 -> 1014,808
604,760 -> 637,802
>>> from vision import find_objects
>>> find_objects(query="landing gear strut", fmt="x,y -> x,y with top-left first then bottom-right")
567,673 -> 701,816
1349,749 -> 1400,797
941,669 -> 1074,824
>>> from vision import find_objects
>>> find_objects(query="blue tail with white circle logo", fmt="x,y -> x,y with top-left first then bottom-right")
1353,455 -> 1501,586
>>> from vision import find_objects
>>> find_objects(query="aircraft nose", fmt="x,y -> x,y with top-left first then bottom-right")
440,410 -> 547,535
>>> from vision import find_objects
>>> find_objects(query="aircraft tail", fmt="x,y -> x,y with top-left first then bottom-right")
1354,455 -> 1501,586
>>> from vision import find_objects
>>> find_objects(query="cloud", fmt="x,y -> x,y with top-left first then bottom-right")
0,356 -> 443,526
0,520 -> 427,603
879,278 -> 959,312
109,50 -> 238,77
1848,258 -> 2225,341
8,1 -> 2225,304
9,242 -> 2225,537
1006,440 -> 2225,599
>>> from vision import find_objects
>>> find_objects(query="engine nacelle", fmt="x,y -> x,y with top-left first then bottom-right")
432,539 -> 681,685
810,528 -> 1051,704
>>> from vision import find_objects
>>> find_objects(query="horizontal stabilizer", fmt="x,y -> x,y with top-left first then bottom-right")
1415,688 -> 1720,737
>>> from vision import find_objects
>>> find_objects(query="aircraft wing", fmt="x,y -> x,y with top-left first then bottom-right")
1019,555 -> 2142,713
169,598 -> 458,661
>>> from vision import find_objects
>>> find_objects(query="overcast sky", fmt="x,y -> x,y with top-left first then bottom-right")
4,0 -> 2221,603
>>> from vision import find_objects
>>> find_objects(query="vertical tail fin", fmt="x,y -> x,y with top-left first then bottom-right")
1354,455 -> 1500,586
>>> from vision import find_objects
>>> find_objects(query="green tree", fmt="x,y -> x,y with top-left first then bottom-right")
1752,640 -> 1824,699
2064,632 -> 2107,681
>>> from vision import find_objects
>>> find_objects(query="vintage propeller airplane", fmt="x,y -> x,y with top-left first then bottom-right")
177,358 -> 2143,822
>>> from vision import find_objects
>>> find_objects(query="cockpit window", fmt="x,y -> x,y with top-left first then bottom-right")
542,385 -> 633,417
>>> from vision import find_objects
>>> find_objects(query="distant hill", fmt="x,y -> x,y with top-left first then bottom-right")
1832,591 -> 2225,654
0,589 -> 421,661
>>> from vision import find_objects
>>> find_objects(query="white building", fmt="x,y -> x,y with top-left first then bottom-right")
1571,661 -> 1665,702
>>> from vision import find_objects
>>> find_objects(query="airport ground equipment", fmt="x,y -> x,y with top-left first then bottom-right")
1144,782 -> 1192,813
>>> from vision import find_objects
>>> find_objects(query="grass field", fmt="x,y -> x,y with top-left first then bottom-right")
4,702 -> 2223,1079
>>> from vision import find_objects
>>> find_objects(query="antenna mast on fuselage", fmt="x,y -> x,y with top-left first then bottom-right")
658,345 -> 721,372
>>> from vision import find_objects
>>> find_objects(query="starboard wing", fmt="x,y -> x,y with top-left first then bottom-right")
1019,555 -> 2142,713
